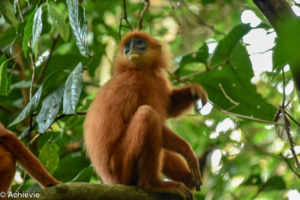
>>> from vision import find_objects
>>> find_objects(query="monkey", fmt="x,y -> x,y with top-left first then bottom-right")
0,123 -> 60,198
84,30 -> 207,200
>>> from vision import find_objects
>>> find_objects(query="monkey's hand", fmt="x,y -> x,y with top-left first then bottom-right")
190,85 -> 208,106
189,156 -> 202,191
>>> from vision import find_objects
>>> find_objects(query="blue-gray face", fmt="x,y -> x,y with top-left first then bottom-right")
124,37 -> 147,57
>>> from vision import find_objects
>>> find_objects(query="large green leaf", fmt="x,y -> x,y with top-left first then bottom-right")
54,153 -> 90,182
32,6 -> 43,58
38,142 -> 60,174
264,176 -> 286,190
211,24 -> 251,67
0,56 -> 11,96
48,4 -> 69,41
63,63 -> 83,114
36,86 -> 64,133
9,85 -> 43,127
71,166 -> 93,182
66,0 -> 90,57
22,10 -> 35,58
190,43 -> 276,121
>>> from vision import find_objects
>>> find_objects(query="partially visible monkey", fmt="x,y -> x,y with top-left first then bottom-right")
84,30 -> 207,200
0,123 -> 60,198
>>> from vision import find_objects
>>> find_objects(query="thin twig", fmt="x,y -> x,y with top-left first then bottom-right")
282,70 -> 286,108
138,0 -> 150,30
17,0 -> 24,22
211,101 -> 283,125
37,34 -> 60,84
280,154 -> 300,178
29,54 -> 36,100
119,0 -> 133,39
219,83 -> 239,106
283,114 -> 300,170
284,111 -> 300,127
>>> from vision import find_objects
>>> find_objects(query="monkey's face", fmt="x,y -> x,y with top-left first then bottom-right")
123,37 -> 147,62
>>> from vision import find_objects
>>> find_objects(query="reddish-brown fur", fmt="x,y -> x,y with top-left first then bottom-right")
84,31 -> 207,199
0,123 -> 60,197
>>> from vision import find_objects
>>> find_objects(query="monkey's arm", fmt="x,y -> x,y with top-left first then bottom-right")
167,85 -> 207,117
0,124 -> 61,191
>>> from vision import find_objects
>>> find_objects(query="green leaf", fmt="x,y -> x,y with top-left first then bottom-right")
180,43 -> 209,68
211,24 -> 251,66
66,0 -> 90,57
273,18 -> 300,71
22,10 -> 35,58
48,4 -> 69,41
54,153 -> 90,182
32,6 -> 43,58
264,176 -> 286,190
0,0 -> 19,28
0,22 -> 25,49
9,85 -> 43,127
38,142 -> 60,174
0,56 -> 11,96
36,86 -> 64,133
63,63 -> 83,114
71,166 -> 93,182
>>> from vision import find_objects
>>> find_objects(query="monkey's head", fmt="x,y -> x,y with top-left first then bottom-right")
116,31 -> 169,72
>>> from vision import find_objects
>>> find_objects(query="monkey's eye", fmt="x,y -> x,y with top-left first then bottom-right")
136,40 -> 145,46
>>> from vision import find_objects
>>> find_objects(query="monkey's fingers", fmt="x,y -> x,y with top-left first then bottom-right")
190,166 -> 202,191
190,85 -> 208,105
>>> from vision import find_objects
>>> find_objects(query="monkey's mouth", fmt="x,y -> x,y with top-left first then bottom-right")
128,53 -> 141,60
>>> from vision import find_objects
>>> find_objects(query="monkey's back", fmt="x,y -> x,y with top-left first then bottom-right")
84,69 -> 170,183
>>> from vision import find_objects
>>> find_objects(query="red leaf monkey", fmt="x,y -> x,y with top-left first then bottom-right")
0,123 -> 60,198
84,30 -> 208,200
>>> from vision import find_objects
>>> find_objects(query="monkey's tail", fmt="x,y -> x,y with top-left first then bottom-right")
1,129 -> 61,187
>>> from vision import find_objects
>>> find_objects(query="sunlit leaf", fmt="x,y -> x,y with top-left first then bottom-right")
48,4 -> 69,41
190,43 -> 277,120
39,142 -> 60,174
71,166 -> 93,182
66,0 -> 90,57
63,63 -> 83,114
211,24 -> 251,66
36,86 -> 64,133
32,6 -> 43,58
9,85 -> 43,127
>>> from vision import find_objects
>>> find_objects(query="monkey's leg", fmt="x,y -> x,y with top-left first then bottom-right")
162,126 -> 201,191
118,105 -> 192,200
162,150 -> 194,189
0,145 -> 16,195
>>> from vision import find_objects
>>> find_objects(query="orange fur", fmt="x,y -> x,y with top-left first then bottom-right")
0,123 -> 60,197
84,31 -> 207,199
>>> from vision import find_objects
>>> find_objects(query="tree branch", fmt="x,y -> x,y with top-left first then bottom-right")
138,0 -> 150,30
119,0 -> 133,39
14,183 -> 183,200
